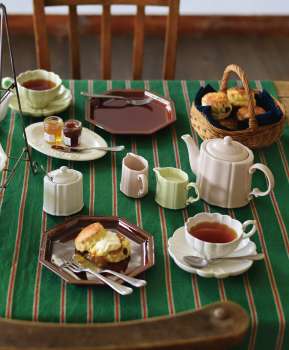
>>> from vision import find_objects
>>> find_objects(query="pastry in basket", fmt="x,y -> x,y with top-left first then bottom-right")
227,87 -> 256,107
236,106 -> 266,121
74,222 -> 131,267
218,116 -> 240,131
201,92 -> 232,120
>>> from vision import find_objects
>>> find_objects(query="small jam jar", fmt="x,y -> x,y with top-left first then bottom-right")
63,119 -> 82,147
43,116 -> 63,144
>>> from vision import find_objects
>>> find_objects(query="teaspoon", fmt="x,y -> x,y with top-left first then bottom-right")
51,145 -> 125,153
183,253 -> 264,269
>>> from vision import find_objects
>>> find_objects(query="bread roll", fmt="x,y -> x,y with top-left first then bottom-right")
227,87 -> 256,107
201,92 -> 232,120
236,106 -> 266,121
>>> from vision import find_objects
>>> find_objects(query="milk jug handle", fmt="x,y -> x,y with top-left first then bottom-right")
186,182 -> 200,205
249,163 -> 275,199
138,174 -> 148,197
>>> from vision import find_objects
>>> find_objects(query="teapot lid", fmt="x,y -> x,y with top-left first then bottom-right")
51,166 -> 80,184
206,136 -> 248,162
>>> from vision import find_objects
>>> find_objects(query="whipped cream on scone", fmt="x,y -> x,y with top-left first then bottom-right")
75,222 -> 131,266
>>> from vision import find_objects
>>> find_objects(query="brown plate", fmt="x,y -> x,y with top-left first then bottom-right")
86,89 -> 176,135
39,216 -> 155,285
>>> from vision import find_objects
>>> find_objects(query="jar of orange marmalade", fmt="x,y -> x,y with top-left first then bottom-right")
43,116 -> 63,144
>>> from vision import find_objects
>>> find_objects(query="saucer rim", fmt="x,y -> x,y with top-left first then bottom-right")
9,84 -> 72,117
168,226 -> 256,278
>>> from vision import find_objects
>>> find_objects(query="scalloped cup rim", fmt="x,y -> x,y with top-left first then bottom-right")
184,212 -> 246,259
185,212 -> 243,246
17,69 -> 62,93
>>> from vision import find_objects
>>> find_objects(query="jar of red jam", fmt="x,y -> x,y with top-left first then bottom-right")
63,119 -> 82,147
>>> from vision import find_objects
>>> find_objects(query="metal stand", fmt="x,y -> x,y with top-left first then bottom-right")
0,3 -> 37,192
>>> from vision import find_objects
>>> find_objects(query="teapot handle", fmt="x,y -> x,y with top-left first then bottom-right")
249,163 -> 275,199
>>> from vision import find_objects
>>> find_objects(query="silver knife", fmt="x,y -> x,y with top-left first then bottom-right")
72,254 -> 133,295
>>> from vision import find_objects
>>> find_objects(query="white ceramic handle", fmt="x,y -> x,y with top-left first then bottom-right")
1,77 -> 14,90
137,174 -> 148,198
249,163 -> 275,199
186,182 -> 200,205
242,220 -> 257,239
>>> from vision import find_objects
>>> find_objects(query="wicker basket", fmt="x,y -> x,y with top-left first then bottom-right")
191,64 -> 286,149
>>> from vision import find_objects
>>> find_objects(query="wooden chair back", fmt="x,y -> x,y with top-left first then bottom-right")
33,0 -> 180,79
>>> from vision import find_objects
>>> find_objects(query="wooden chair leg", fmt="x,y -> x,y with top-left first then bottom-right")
32,0 -> 51,71
163,0 -> 179,80
68,5 -> 81,79
100,4 -> 111,80
132,5 -> 145,80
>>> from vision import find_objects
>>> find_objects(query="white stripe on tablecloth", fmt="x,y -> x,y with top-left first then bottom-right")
107,80 -> 120,322
87,79 -> 94,323
5,155 -> 31,318
33,157 -> 52,321
145,80 -> 175,315
126,79 -> 148,319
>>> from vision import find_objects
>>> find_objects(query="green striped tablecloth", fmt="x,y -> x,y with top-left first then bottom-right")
0,80 -> 288,350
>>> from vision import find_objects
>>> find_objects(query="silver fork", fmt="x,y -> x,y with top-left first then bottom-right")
81,92 -> 153,106
62,260 -> 146,287
62,261 -> 133,296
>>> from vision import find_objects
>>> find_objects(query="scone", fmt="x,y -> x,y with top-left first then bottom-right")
236,106 -> 266,121
227,87 -> 256,107
75,222 -> 131,266
201,92 -> 232,120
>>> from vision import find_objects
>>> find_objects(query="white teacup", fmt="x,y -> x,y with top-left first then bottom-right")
185,212 -> 257,259
3,69 -> 62,109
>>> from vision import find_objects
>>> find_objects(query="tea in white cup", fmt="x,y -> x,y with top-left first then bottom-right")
185,212 -> 257,259
3,69 -> 62,109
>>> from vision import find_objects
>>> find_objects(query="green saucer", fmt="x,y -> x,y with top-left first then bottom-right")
9,85 -> 72,117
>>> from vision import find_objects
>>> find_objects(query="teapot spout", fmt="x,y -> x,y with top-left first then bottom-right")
181,134 -> 200,175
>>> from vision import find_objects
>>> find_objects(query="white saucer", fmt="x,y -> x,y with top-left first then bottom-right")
26,122 -> 108,161
9,85 -> 72,117
168,226 -> 257,278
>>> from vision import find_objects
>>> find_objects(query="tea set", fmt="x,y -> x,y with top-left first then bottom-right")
1,68 -> 273,279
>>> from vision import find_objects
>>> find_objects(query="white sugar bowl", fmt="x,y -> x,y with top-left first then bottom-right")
43,166 -> 83,216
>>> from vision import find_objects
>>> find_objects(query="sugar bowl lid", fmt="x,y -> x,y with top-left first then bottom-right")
51,166 -> 80,184
205,136 -> 249,162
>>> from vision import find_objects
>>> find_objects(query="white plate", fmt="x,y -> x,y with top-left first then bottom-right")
9,85 -> 72,117
26,122 -> 108,161
168,226 -> 257,278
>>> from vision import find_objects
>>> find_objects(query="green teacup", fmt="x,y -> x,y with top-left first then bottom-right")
2,69 -> 62,109
153,167 -> 200,210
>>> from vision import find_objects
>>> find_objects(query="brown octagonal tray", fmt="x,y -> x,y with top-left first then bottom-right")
40,216 -> 155,285
86,89 -> 176,135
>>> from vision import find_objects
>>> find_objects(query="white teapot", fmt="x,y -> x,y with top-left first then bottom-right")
181,135 -> 274,208
43,166 -> 83,216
